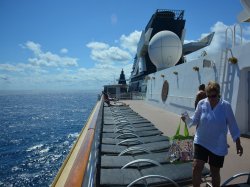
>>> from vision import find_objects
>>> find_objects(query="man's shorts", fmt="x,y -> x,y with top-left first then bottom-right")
194,144 -> 225,168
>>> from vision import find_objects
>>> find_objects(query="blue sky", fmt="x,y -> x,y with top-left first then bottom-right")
0,0 -> 249,90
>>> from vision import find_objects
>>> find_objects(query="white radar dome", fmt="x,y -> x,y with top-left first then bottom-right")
148,30 -> 182,70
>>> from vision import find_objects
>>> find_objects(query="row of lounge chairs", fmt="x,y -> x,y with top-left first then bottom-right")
99,105 -> 210,186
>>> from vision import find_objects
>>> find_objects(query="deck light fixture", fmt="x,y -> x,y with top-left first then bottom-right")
228,57 -> 238,64
193,66 -> 199,71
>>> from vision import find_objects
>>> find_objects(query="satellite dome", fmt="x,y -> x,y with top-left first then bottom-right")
148,30 -> 182,70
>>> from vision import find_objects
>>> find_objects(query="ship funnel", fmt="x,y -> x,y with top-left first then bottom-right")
148,31 -> 182,71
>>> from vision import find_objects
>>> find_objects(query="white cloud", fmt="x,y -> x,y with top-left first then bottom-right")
208,22 -> 228,52
86,42 -> 109,50
243,25 -> 250,37
85,30 -> 142,65
77,63 -> 131,82
0,63 -> 48,75
25,41 -> 78,67
0,63 -> 132,90
0,64 -> 22,72
86,41 -> 132,64
60,48 -> 68,54
120,30 -> 142,54
26,41 -> 42,55
0,35 -> 135,90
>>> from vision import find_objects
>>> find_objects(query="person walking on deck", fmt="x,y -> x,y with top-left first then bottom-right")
102,91 -> 111,106
194,84 -> 206,109
181,81 -> 243,187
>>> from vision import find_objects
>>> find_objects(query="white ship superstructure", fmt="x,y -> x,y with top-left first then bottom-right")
131,0 -> 250,135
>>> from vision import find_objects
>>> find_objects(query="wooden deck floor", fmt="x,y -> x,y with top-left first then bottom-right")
122,100 -> 250,185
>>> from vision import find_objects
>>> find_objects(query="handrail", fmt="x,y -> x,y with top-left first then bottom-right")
127,175 -> 179,187
115,124 -> 131,129
121,159 -> 161,169
118,147 -> 151,156
225,27 -> 234,48
117,139 -> 144,146
63,96 -> 103,187
115,133 -> 140,140
114,125 -> 134,132
115,117 -> 126,120
117,120 -> 129,124
115,129 -> 134,134
233,24 -> 243,46
51,97 -> 102,187
221,172 -> 250,186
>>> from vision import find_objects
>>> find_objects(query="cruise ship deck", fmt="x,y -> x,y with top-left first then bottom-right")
52,99 -> 250,187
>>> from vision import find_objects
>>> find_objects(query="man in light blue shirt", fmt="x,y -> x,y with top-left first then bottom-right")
182,81 -> 243,187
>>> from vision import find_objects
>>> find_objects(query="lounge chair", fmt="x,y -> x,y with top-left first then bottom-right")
100,162 -> 210,187
205,172 -> 250,187
103,125 -> 157,133
103,118 -> 151,126
100,104 -> 210,186
104,118 -> 150,125
102,135 -> 169,145
101,152 -> 171,168
101,141 -> 170,155
102,129 -> 163,139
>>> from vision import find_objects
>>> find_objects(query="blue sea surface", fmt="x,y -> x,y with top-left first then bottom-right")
0,90 -> 98,186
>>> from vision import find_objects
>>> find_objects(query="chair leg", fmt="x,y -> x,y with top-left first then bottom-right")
247,173 -> 250,184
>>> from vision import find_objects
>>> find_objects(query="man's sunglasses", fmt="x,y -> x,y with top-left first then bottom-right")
207,94 -> 217,98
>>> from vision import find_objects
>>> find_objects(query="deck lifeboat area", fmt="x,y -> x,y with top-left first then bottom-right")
51,98 -> 250,187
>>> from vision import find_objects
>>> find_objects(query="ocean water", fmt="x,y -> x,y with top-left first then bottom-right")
0,90 -> 98,187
